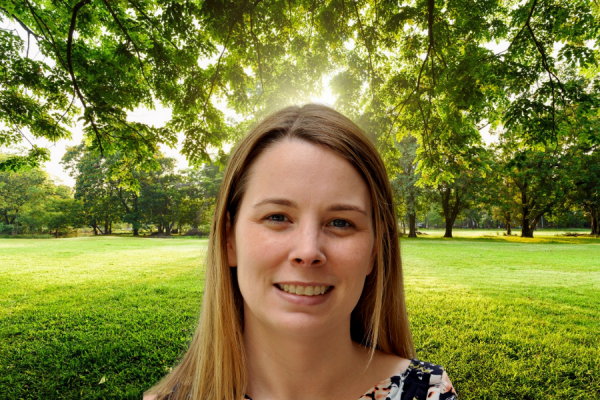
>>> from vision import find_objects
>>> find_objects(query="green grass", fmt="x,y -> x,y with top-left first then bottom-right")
0,237 -> 206,399
1,235 -> 599,399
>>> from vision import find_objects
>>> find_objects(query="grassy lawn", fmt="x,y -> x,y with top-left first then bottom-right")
1,235 -> 599,399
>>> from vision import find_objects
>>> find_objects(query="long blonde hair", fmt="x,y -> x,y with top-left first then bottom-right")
146,104 -> 415,400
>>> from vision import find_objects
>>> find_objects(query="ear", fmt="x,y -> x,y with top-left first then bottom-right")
226,212 -> 237,267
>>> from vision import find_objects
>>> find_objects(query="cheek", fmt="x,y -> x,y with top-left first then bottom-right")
333,236 -> 374,275
327,235 -> 375,300
234,223 -> 288,288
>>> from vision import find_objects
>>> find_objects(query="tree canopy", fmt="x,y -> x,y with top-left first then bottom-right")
2,0 -> 599,237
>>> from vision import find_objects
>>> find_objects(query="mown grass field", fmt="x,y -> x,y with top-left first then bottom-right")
1,234 -> 599,399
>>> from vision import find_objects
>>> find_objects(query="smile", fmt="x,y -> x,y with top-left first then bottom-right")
275,284 -> 332,296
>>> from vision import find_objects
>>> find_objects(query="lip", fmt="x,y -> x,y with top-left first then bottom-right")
274,281 -> 332,287
273,284 -> 333,306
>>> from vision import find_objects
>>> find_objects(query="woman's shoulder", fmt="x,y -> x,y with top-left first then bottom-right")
401,359 -> 457,399
359,356 -> 457,400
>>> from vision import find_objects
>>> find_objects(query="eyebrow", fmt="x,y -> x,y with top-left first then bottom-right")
253,198 -> 367,216
253,198 -> 299,208
328,204 -> 367,216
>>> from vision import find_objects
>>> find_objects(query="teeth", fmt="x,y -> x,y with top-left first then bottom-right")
277,284 -> 331,296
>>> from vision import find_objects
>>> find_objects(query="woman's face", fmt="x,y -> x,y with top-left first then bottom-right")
227,139 -> 376,337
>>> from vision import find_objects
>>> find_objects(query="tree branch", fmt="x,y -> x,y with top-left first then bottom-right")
353,0 -> 375,89
1,105 -> 35,147
525,22 -> 566,95
249,11 -> 265,109
50,92 -> 76,138
23,0 -> 68,70
0,7 -> 41,41
101,0 -> 151,88
67,0 -> 105,156
202,0 -> 263,126
505,0 -> 538,55
479,0 -> 538,63
384,87 -> 417,144
127,0 -> 179,50
427,0 -> 435,51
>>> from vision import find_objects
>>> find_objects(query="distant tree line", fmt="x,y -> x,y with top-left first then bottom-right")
0,147 -> 222,237
391,131 -> 600,238
0,159 -> 81,237
2,135 -> 597,239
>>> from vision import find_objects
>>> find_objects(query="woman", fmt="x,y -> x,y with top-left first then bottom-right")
145,104 -> 457,400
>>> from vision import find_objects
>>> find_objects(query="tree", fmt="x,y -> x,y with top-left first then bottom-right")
0,160 -> 46,232
434,169 -> 485,238
1,0 -> 334,175
569,147 -> 600,235
138,157 -> 186,235
62,144 -> 122,234
388,134 -> 421,237
43,185 -> 83,237
179,164 -> 223,231
327,0 -> 599,240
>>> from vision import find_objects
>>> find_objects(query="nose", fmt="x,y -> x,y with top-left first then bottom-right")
289,222 -> 326,267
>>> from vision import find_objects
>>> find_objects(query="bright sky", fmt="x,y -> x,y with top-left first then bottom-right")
3,17 -> 496,187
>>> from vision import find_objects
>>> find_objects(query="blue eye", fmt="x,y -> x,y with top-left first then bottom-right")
330,219 -> 351,228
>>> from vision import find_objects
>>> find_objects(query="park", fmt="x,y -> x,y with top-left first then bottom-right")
1,0 -> 600,398
1,232 -> 599,399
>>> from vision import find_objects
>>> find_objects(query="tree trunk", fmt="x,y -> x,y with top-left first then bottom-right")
591,213 -> 598,235
165,222 -> 173,236
440,187 -> 460,238
133,195 -> 140,236
54,229 -> 59,238
408,213 -> 417,238
506,221 -> 512,236
104,220 -> 109,235
531,217 -> 538,232
521,212 -> 534,238
520,189 -> 534,237
444,224 -> 453,238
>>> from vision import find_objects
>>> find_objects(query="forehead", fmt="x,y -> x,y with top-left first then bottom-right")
243,139 -> 372,212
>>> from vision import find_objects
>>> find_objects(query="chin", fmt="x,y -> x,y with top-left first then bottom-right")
273,318 -> 332,338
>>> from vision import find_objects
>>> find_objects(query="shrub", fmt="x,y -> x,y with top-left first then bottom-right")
0,223 -> 14,234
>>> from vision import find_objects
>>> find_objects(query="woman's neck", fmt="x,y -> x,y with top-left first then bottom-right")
243,316 -> 369,400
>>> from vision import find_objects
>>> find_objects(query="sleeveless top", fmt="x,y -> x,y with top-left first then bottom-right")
244,358 -> 458,400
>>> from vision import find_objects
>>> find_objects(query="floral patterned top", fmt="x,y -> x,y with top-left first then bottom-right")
245,358 -> 457,400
